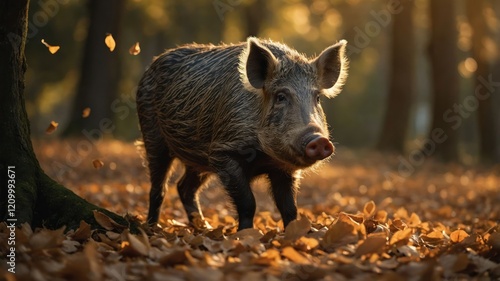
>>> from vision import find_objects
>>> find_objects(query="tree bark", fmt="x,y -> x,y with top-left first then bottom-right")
0,0 -> 131,231
377,0 -> 415,153
428,0 -> 460,162
466,0 -> 500,164
63,0 -> 124,136
243,0 -> 266,37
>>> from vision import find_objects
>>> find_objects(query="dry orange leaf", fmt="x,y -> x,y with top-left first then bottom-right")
450,229 -> 469,243
282,246 -> 310,264
92,159 -> 104,169
41,39 -> 60,54
45,121 -> 59,134
284,215 -> 311,240
105,34 -> 116,52
355,235 -> 387,257
129,42 -> 141,55
322,213 -> 360,249
389,228 -> 412,245
407,213 -> 422,227
363,200 -> 376,218
82,107 -> 91,118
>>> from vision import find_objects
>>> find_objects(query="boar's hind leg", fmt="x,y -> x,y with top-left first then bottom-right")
214,157 -> 256,231
177,167 -> 204,223
145,142 -> 173,226
267,170 -> 298,228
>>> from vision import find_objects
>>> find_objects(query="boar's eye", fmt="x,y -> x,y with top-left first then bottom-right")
275,92 -> 287,104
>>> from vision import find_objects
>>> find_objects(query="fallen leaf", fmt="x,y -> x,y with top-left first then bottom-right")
363,200 -> 376,218
121,230 -> 150,257
46,121 -> 58,134
93,210 -> 126,231
282,246 -> 310,264
450,229 -> 469,243
355,235 -> 387,257
29,227 -> 65,250
129,42 -> 141,55
105,34 -> 116,52
41,39 -> 60,54
70,220 -> 91,242
284,215 -> 311,240
389,228 -> 412,246
322,213 -> 361,249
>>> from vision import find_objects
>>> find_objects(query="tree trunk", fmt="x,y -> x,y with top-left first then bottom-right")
466,0 -> 500,164
63,0 -> 124,136
243,0 -> 266,37
428,0 -> 460,162
377,0 -> 415,153
0,0 -> 131,231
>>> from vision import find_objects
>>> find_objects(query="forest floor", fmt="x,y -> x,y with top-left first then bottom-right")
2,139 -> 500,281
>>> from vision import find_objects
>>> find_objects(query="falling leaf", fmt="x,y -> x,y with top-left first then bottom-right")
105,34 -> 116,52
41,39 -> 60,54
82,107 -> 91,118
129,42 -> 141,55
93,159 -> 104,169
450,229 -> 469,243
45,121 -> 59,134
284,215 -> 311,240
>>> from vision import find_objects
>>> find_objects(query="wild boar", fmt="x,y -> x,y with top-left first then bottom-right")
136,37 -> 348,230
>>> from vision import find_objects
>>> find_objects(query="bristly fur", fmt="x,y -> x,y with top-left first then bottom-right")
136,36 -> 349,229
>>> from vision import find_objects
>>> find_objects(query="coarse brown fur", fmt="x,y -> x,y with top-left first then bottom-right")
136,37 -> 348,229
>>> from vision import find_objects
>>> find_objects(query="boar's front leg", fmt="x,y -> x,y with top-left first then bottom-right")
267,170 -> 298,228
213,156 -> 256,231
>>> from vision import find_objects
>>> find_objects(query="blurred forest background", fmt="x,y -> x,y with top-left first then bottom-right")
25,0 -> 500,164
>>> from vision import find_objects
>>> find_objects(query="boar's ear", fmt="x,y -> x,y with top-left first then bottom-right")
311,40 -> 348,98
240,37 -> 278,91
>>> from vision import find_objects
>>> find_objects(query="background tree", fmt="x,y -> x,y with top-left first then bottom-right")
377,0 -> 415,153
242,0 -> 267,37
466,0 -> 500,163
0,0 -> 130,230
63,0 -> 125,136
428,0 -> 460,162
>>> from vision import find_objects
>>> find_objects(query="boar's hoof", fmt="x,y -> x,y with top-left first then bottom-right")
305,137 -> 334,160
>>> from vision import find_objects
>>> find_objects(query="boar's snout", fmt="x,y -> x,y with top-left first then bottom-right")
305,135 -> 334,161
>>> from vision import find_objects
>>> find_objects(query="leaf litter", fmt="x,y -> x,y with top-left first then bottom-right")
1,140 -> 499,280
